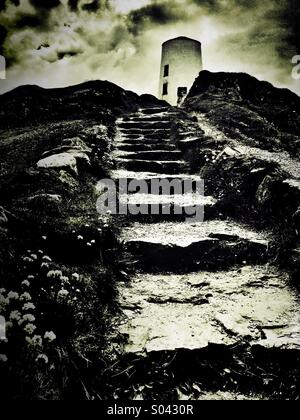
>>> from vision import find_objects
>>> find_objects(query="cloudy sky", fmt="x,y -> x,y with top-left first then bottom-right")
0,0 -> 299,96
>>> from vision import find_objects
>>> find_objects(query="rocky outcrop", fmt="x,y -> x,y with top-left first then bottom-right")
37,150 -> 91,175
185,70 -> 300,157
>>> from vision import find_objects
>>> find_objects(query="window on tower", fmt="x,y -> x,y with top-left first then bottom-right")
164,64 -> 169,77
163,83 -> 168,96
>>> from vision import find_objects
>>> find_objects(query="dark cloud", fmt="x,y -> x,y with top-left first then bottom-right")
82,0 -> 100,13
15,14 -> 46,29
276,0 -> 300,57
68,0 -> 79,11
128,3 -> 185,35
29,0 -> 61,10
57,50 -> 80,60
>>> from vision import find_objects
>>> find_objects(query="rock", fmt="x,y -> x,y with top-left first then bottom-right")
26,194 -> 62,205
118,266 -> 300,355
42,137 -> 92,159
216,146 -> 240,161
15,194 -> 62,217
282,178 -> 300,192
37,152 -> 78,175
58,170 -> 79,190
121,221 -> 269,271
256,175 -> 275,206
37,150 -> 90,175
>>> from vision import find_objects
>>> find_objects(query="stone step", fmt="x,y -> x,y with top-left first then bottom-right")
118,121 -> 171,130
110,170 -> 203,189
140,107 -> 171,115
114,134 -> 170,147
114,150 -> 182,161
123,116 -> 171,123
117,194 -> 217,223
119,129 -> 171,138
118,266 -> 300,355
119,193 -> 215,206
115,143 -> 176,152
119,220 -> 270,271
114,158 -> 187,174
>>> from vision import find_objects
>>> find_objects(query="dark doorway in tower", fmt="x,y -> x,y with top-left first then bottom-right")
177,87 -> 188,106
163,82 -> 168,96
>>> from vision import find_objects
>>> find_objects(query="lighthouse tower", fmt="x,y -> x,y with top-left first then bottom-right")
159,37 -> 202,106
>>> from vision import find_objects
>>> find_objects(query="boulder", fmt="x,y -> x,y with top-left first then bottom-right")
37,150 -> 90,175
23,194 -> 62,216
58,170 -> 79,190
37,152 -> 78,175
42,137 -> 92,159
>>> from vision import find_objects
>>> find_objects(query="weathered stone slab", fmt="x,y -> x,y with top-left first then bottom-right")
118,267 -> 300,355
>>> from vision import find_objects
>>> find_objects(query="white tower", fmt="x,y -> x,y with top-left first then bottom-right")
159,37 -> 202,106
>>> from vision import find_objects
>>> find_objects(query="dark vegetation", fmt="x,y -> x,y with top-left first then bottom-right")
180,71 -> 300,287
0,80 -> 164,399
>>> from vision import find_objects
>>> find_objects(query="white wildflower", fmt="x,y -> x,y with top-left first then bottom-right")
20,292 -> 31,301
21,280 -> 30,288
24,323 -> 36,335
22,303 -> 35,311
30,254 -> 38,260
23,314 -> 36,323
32,335 -> 43,347
72,273 -> 80,281
27,275 -> 35,280
47,270 -> 62,279
0,288 -> 6,294
25,336 -> 32,345
41,263 -> 50,270
77,235 -> 83,240
57,289 -> 69,299
36,354 -> 49,364
7,291 -> 19,300
44,331 -> 56,342
0,354 -> 8,363
9,311 -> 22,321
0,294 -> 9,307
42,256 -> 52,262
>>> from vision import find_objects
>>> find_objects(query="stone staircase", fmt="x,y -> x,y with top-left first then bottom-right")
110,106 -> 300,400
